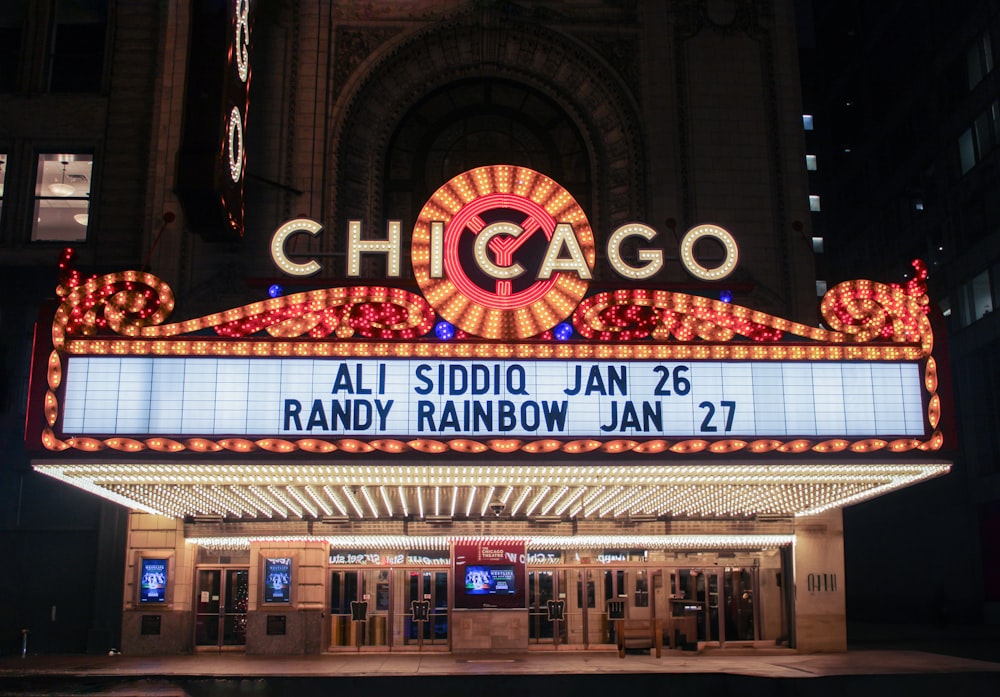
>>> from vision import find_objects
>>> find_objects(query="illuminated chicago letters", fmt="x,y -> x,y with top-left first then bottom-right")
269,217 -> 739,282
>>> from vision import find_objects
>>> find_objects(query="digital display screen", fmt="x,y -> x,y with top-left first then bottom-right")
139,558 -> 168,604
263,557 -> 291,603
464,565 -> 517,596
59,357 -> 927,440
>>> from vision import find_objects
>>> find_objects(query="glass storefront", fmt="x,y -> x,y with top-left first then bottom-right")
322,547 -> 785,652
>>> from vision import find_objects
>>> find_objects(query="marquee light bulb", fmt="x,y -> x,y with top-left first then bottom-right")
435,321 -> 455,340
553,322 -> 573,340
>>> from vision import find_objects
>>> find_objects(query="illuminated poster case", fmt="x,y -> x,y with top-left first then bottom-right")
139,558 -> 168,604
262,557 -> 291,604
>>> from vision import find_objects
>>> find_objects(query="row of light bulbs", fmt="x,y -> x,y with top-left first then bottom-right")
185,533 -> 797,552
34,462 -> 949,521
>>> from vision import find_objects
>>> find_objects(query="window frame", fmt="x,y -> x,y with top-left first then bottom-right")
31,151 -> 94,244
46,0 -> 110,94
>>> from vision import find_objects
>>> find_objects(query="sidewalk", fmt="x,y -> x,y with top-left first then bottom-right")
1,646 -> 999,697
1,646 -> 999,679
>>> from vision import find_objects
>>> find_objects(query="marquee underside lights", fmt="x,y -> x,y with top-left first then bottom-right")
32,462 -> 950,521
185,534 -> 797,552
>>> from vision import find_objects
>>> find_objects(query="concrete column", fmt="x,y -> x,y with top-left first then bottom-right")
792,508 -> 847,651
120,513 -> 194,655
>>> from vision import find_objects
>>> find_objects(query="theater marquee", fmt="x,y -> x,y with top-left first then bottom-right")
32,165 -> 943,459
59,356 -> 925,439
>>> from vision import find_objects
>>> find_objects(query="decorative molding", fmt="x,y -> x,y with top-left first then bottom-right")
330,10 -> 646,262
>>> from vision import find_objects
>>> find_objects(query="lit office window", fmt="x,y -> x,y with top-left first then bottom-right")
809,195 -> 821,212
32,153 -> 92,242
805,154 -> 817,171
802,114 -> 814,130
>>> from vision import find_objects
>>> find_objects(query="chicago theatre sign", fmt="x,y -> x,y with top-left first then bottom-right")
31,165 -> 943,460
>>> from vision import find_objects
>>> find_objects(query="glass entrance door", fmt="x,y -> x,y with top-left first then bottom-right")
672,568 -> 722,643
362,569 -> 391,649
723,567 -> 759,642
403,569 -> 449,647
528,570 -> 565,645
329,570 -> 360,648
194,567 -> 248,649
601,567 -> 631,645
566,569 -> 594,647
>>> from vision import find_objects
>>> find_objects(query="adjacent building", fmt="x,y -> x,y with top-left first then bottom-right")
801,0 -> 999,625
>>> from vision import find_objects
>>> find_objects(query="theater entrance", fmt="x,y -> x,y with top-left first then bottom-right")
193,567 -> 249,650
663,567 -> 761,646
527,569 -> 566,646
401,569 -> 449,648
563,567 -> 648,647
328,569 -> 390,650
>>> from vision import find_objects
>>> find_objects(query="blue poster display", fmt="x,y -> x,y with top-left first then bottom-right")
263,557 -> 291,603
139,558 -> 168,603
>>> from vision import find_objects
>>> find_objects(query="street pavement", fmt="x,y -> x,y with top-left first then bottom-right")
0,645 -> 998,697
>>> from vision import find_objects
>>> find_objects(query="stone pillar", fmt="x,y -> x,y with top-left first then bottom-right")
246,540 -> 328,654
120,512 -> 195,655
792,508 -> 847,651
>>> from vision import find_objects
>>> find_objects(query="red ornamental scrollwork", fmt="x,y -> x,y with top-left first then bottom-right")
818,260 -> 932,355
572,260 -> 933,355
52,256 -> 932,353
209,286 -> 435,340
53,270 -> 176,349
572,289 -> 785,343
53,271 -> 435,345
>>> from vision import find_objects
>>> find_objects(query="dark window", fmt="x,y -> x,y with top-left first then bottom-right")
0,2 -> 25,92
967,30 -> 994,90
958,101 -> 1000,174
48,0 -> 108,93
0,153 -> 7,223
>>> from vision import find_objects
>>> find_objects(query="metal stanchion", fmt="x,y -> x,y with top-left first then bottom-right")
21,629 -> 29,658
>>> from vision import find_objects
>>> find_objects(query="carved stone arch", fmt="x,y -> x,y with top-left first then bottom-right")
329,7 -> 645,275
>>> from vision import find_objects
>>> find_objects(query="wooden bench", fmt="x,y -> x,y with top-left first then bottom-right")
614,618 -> 662,658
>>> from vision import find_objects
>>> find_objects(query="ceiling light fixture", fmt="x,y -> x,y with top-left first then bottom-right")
49,161 -> 75,197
